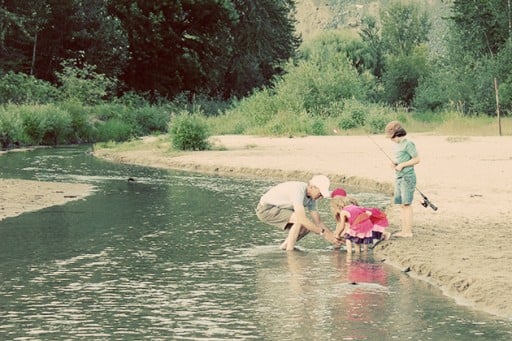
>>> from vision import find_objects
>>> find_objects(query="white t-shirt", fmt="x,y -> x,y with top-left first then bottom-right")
259,181 -> 317,211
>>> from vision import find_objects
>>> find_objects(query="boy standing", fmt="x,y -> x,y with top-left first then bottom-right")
385,121 -> 420,238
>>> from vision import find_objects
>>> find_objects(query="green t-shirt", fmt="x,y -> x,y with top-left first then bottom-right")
393,138 -> 418,178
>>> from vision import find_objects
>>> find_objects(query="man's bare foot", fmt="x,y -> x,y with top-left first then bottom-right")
383,231 -> 392,240
394,232 -> 413,238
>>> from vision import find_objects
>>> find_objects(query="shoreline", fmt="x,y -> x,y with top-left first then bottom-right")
0,178 -> 94,222
93,134 -> 511,319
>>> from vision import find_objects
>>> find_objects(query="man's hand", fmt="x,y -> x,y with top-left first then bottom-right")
323,229 -> 343,247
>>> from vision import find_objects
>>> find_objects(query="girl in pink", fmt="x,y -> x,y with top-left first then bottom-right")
330,188 -> 391,253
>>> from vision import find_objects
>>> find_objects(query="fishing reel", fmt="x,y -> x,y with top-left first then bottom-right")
420,197 -> 438,211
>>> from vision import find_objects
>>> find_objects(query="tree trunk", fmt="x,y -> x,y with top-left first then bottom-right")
30,31 -> 37,75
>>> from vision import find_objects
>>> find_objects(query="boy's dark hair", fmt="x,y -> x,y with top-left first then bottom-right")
393,127 -> 407,138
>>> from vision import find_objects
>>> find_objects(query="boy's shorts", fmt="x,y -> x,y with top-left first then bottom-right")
256,203 -> 293,230
394,173 -> 416,205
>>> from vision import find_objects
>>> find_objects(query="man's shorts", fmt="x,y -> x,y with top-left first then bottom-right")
394,173 -> 416,205
256,203 -> 293,230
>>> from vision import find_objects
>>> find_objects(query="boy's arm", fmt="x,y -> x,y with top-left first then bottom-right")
396,155 -> 420,171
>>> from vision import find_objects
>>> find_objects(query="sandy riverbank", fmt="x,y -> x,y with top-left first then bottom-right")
0,178 -> 94,222
93,134 -> 512,319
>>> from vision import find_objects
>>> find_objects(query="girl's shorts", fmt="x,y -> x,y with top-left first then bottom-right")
394,173 -> 416,205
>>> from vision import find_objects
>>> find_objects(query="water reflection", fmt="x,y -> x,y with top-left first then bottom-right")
254,251 -> 390,340
0,146 -> 511,340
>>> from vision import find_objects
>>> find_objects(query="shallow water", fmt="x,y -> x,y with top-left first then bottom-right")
0,146 -> 511,340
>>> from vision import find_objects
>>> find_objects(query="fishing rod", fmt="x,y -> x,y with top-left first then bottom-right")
366,134 -> 438,211
333,129 -> 438,211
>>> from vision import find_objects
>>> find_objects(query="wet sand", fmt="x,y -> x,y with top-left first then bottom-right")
0,178 -> 94,222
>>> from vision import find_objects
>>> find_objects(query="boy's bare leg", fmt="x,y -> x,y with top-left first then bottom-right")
396,204 -> 413,237
362,244 -> 368,252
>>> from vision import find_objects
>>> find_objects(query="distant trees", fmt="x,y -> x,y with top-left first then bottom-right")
223,0 -> 300,99
0,0 -> 128,82
446,0 -> 512,115
351,0 -> 511,115
2,0 -> 511,118
1,0 -> 300,100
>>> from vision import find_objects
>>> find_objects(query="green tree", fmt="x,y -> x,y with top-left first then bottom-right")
222,0 -> 300,99
383,47 -> 429,107
379,1 -> 431,107
0,1 -> 51,74
380,1 -> 430,56
358,16 -> 384,78
446,0 -> 512,115
108,0 -> 237,98
0,0 -> 128,83
451,0 -> 511,58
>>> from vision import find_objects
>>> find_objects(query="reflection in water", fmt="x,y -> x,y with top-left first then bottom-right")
339,255 -> 389,340
255,251 -> 391,340
0,147 -> 511,340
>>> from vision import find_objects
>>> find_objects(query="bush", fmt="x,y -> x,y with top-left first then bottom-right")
0,106 -> 24,148
0,71 -> 59,105
228,88 -> 278,126
255,110 -> 311,136
19,104 -> 72,145
169,113 -> 210,150
337,113 -> 358,130
366,113 -> 390,134
58,100 -> 96,143
133,106 -> 170,135
308,118 -> 326,135
95,119 -> 133,142
382,48 -> 429,107
56,61 -> 116,105
344,99 -> 368,126
41,107 -> 73,145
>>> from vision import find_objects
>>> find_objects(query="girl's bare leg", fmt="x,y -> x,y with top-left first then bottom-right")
345,239 -> 352,254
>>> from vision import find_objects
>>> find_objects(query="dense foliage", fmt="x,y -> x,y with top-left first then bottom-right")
1,0 -> 512,149
1,0 -> 299,99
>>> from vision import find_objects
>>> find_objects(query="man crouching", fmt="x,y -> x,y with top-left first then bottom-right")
256,175 -> 341,251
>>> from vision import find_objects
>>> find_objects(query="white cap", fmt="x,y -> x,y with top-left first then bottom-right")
310,175 -> 331,198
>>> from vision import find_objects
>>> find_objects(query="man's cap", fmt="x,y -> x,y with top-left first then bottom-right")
331,188 -> 347,198
310,175 -> 331,198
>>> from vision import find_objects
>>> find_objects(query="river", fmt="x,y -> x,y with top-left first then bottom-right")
0,146 -> 511,340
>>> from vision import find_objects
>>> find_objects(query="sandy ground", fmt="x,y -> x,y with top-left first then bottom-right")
93,134 -> 512,320
0,178 -> 94,221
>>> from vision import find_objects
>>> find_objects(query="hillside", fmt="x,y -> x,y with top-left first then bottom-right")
295,0 -> 380,41
295,0 -> 449,43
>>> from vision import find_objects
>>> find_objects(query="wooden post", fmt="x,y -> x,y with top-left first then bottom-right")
494,77 -> 502,136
